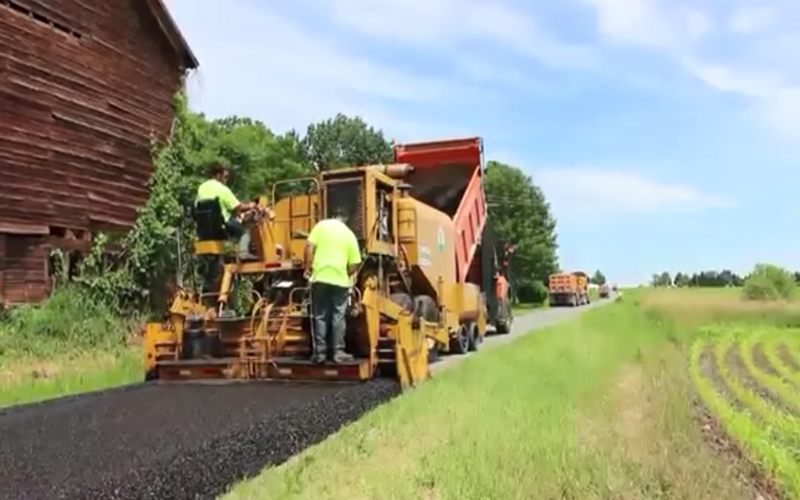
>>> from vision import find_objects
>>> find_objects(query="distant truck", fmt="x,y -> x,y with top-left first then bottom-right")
548,271 -> 590,307
598,283 -> 610,298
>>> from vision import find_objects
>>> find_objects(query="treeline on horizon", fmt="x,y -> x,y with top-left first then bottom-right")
650,269 -> 800,288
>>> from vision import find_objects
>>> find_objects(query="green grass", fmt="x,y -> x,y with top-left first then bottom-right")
511,301 -> 545,313
220,291 -> 755,500
0,286 -> 143,408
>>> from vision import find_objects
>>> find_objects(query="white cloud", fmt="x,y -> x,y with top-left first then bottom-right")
168,0 -> 486,140
580,0 -> 712,49
535,167 -> 735,221
729,7 -> 775,34
577,0 -> 800,139
323,0 -> 599,71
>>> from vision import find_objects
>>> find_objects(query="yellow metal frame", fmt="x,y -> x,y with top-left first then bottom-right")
143,164 -> 488,389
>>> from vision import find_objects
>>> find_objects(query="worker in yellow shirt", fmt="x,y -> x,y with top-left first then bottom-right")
195,164 -> 258,261
304,207 -> 362,364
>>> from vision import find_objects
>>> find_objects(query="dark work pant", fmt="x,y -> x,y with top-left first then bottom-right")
310,282 -> 349,356
224,216 -> 251,256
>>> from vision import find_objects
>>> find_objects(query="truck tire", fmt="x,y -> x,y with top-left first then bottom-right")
467,322 -> 480,351
496,300 -> 511,334
450,323 -> 469,354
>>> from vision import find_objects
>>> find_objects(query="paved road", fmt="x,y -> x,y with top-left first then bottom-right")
432,294 -> 618,372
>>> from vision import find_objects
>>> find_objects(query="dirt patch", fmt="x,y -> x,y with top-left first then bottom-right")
752,343 -> 782,378
698,346 -> 748,413
725,344 -> 799,417
777,344 -> 800,372
695,400 -> 785,500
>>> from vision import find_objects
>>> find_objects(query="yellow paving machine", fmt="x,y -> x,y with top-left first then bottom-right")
143,137 -> 512,389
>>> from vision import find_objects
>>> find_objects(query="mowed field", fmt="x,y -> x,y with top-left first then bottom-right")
221,287 -> 800,500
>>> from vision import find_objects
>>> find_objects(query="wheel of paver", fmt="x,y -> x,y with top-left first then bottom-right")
390,292 -> 414,312
467,322 -> 480,352
450,323 -> 469,354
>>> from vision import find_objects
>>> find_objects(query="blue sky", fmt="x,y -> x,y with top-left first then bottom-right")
165,0 -> 800,286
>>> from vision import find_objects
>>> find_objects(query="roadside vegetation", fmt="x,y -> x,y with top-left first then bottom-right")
0,90 -> 559,408
222,266 -> 800,500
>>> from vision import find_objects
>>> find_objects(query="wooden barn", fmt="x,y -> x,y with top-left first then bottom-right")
0,0 -> 198,304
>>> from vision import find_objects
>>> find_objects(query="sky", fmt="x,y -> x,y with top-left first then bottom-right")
164,0 -> 800,286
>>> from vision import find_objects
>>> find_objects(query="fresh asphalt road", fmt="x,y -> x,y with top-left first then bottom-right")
431,294 -> 618,373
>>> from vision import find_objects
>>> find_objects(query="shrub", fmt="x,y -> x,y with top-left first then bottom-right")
517,280 -> 549,304
742,263 -> 796,301
0,286 -> 134,359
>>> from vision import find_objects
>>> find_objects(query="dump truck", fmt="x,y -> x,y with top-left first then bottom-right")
547,271 -> 590,307
143,137 -> 510,389
598,283 -> 610,298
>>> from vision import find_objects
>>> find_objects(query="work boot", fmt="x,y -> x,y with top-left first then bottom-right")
310,353 -> 326,364
332,350 -> 354,363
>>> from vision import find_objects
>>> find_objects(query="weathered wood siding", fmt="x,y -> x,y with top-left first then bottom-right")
0,0 -> 190,303
0,234 -> 50,303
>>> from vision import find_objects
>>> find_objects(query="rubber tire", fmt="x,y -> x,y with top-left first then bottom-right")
450,324 -> 469,355
390,292 -> 414,312
467,322 -> 480,352
496,300 -> 512,334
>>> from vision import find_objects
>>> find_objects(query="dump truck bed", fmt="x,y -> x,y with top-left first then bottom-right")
394,137 -> 487,283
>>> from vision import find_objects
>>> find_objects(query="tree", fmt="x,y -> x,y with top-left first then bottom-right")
301,113 -> 394,170
742,263 -> 796,301
673,272 -> 689,287
591,270 -> 606,285
666,269 -> 745,287
650,272 -> 672,287
484,161 -> 559,303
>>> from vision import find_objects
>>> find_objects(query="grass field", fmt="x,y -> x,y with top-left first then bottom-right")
220,287 -> 792,500
0,287 -> 143,408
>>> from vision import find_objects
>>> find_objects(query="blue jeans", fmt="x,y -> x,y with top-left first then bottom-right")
310,282 -> 349,357
224,216 -> 251,256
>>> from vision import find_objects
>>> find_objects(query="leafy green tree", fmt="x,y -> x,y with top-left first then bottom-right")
76,94 -> 318,315
742,263 -> 796,301
591,270 -> 606,285
302,113 -> 394,170
650,272 -> 672,287
673,272 -> 689,287
484,161 -> 559,303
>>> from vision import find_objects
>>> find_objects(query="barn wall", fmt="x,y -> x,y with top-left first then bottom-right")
0,0 -> 188,303
0,234 -> 50,304
0,0 -> 183,232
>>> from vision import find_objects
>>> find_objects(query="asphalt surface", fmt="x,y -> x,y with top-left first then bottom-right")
0,380 -> 399,500
432,294 -> 617,372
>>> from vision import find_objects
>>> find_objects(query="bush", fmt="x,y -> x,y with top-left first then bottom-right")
0,286 -> 134,359
742,263 -> 796,301
517,280 -> 549,304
